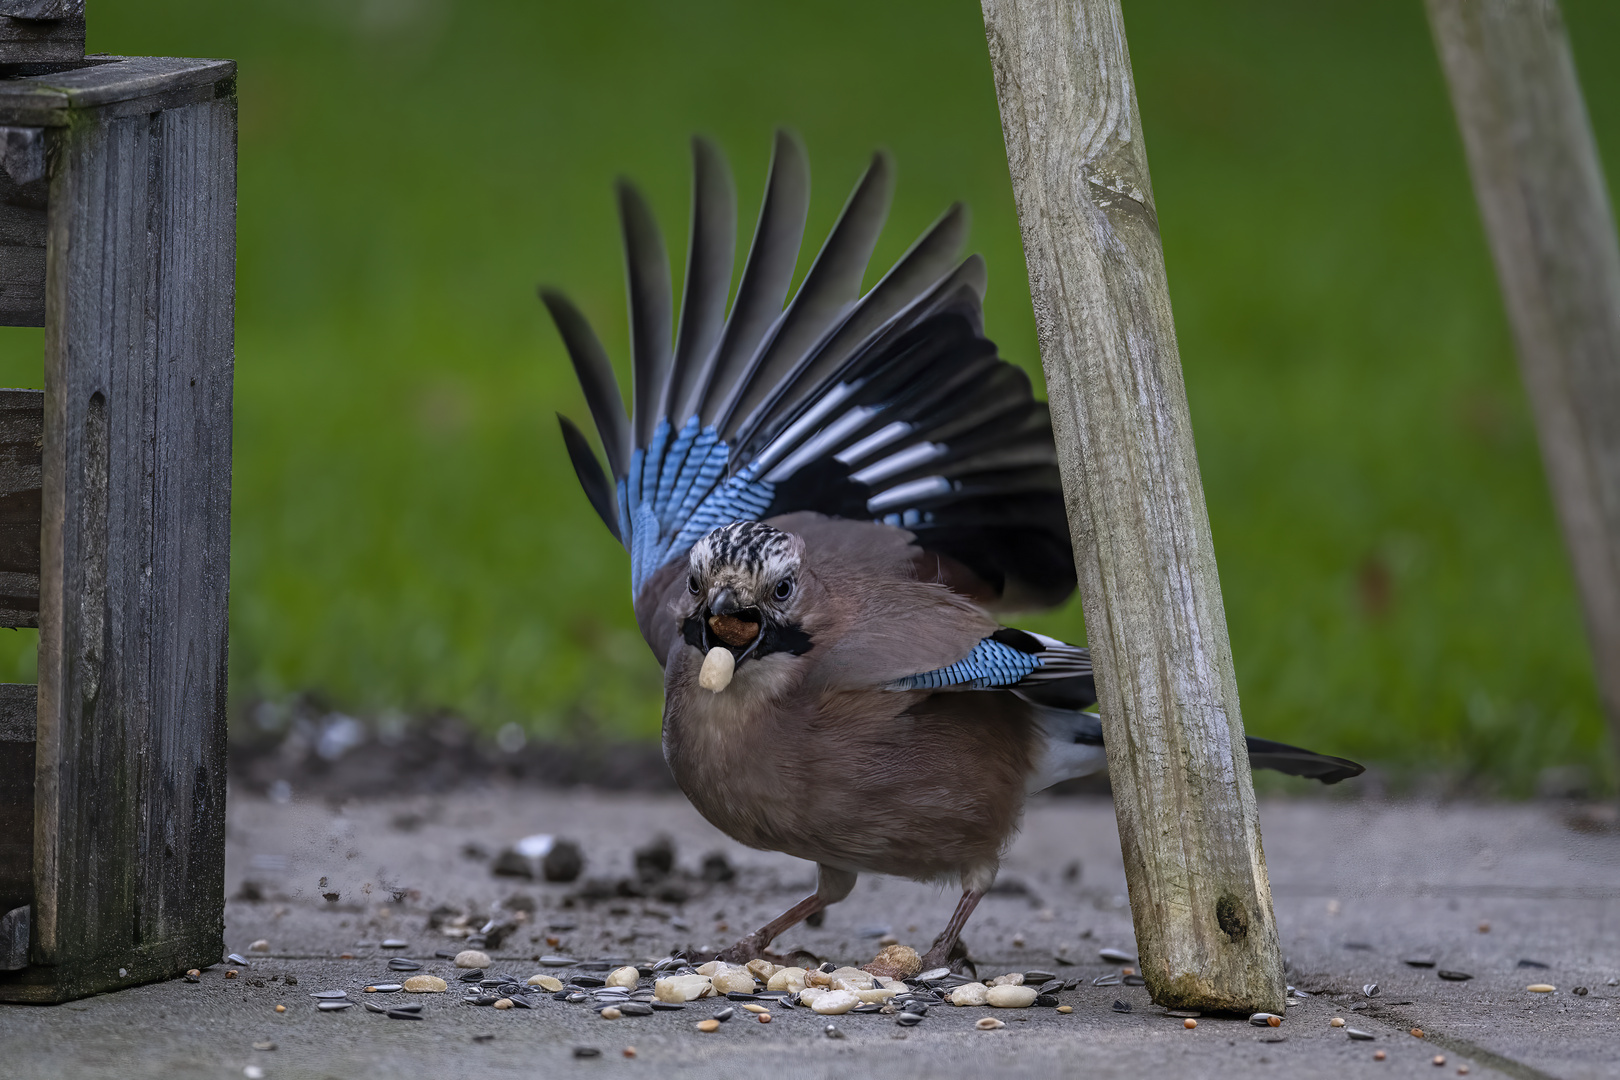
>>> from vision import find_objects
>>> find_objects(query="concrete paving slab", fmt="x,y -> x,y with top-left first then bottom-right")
1,787 -> 1616,1079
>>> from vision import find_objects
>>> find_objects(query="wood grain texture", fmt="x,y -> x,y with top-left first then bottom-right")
0,683 -> 36,917
2,91 -> 234,1004
0,1 -> 85,18
980,0 -> 1282,1013
0,389 -> 42,628
0,11 -> 82,67
0,57 -> 232,127
1426,0 -> 1620,760
0,126 -> 46,326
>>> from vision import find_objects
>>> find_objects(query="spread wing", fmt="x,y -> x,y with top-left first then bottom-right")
546,132 -> 1076,616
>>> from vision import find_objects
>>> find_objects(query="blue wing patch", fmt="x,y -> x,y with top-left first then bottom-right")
888,637 -> 1043,690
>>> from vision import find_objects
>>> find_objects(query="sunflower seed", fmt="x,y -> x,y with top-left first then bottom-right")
1123,975 -> 1146,986
1099,948 -> 1136,964
916,967 -> 951,982
1023,970 -> 1057,983
364,1001 -> 388,1013
1516,959 -> 1550,969
711,1006 -> 734,1022
1092,974 -> 1121,986
458,969 -> 484,983
1438,970 -> 1473,982
1035,994 -> 1060,1007
317,1001 -> 354,1011
381,939 -> 409,949
387,1009 -> 424,1020
227,954 -> 251,967
566,992 -> 587,1003
310,990 -> 349,1000
651,1000 -> 686,1011
387,959 -> 422,972
1346,1028 -> 1375,1041
1112,1000 -> 1131,1013
896,1012 -> 924,1026
853,1002 -> 884,1013
540,956 -> 578,967
1403,956 -> 1436,968
1362,984 -> 1380,997
573,1047 -> 602,1058
389,1002 -> 423,1014
572,975 -> 606,988
434,950 -> 458,959
619,1001 -> 654,1016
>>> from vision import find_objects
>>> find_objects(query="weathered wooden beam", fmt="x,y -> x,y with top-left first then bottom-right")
1425,0 -> 1620,761
0,682 -> 36,929
0,388 -> 42,625
0,0 -> 83,68
0,55 -> 234,1005
980,0 -> 1282,1013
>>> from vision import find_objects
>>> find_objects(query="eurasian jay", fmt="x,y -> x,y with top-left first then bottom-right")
547,133 -> 1361,970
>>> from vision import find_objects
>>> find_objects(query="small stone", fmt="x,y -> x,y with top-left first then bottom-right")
987,985 -> 1038,1008
696,1019 -> 721,1033
1184,1018 -> 1197,1029
1573,986 -> 1589,996
986,973 -> 1025,988
1527,984 -> 1555,993
1374,1051 -> 1387,1061
864,943 -> 922,980
1432,1056 -> 1446,1067
543,840 -> 585,883
184,969 -> 201,982
1056,1005 -> 1072,1014
654,975 -> 713,1002
1438,970 -> 1473,981
245,1068 -> 265,1080
403,975 -> 448,993
1477,921 -> 1490,933
766,967 -> 808,992
490,848 -> 535,878
948,982 -> 989,1006
599,1006 -> 621,1019
455,950 -> 491,969
812,990 -> 861,1015
274,1005 -> 286,1013
757,1012 -> 772,1024
249,940 -> 270,953
494,998 -> 514,1010
824,1024 -> 845,1039
976,1017 -> 1005,1030
1458,1066 -> 1469,1075
623,1048 -> 637,1059
711,1006 -> 735,1022
1347,1028 -> 1375,1040
1011,934 -> 1025,947
1412,1027 -> 1425,1038
225,970 -> 238,979
1330,1018 -> 1346,1027
712,969 -> 755,995
606,965 -> 640,989
1098,947 -> 1136,963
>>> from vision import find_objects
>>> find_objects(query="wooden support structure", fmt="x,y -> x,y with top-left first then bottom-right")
1426,0 -> 1620,764
0,1 -> 235,1001
980,0 -> 1283,1013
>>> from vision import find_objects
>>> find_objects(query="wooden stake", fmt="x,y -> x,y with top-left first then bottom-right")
1426,0 -> 1620,764
980,0 -> 1283,1012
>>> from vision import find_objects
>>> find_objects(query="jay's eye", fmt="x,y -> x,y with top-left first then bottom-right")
687,575 -> 700,595
773,579 -> 794,601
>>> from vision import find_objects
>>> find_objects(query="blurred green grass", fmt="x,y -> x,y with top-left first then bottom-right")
0,0 -> 1610,788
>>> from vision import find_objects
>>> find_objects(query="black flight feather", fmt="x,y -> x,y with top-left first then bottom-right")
540,288 -> 630,480
617,180 -> 673,449
557,413 -> 621,541
668,136 -> 737,427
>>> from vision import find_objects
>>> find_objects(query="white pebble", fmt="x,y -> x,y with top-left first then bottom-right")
653,975 -> 714,1002
811,990 -> 861,1015
949,982 -> 990,1006
454,950 -> 491,969
606,965 -> 640,989
987,984 -> 1038,1008
767,967 -> 808,992
712,970 -> 756,995
699,646 -> 735,692
987,973 -> 1025,987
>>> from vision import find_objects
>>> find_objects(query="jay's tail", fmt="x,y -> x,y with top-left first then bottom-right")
545,132 -> 1076,610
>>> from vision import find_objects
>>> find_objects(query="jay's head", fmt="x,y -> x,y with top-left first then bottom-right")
682,522 -> 814,665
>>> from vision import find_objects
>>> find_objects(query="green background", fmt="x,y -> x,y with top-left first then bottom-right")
2,0 -> 1613,791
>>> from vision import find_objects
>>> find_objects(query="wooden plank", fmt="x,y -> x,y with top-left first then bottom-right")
980,0 -> 1283,1014
4,92 -> 234,1004
0,10 -> 83,68
0,389 -> 41,625
0,2 -> 84,17
0,683 -> 36,919
0,125 -> 46,326
0,57 -> 233,128
1426,0 -> 1620,763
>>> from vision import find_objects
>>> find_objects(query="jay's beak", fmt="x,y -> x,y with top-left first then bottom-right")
705,588 -> 765,659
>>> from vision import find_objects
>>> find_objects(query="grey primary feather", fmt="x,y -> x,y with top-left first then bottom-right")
697,130 -> 810,429
618,180 -> 674,448
668,136 -> 737,426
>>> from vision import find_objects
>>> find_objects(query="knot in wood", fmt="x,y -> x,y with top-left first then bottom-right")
1216,893 -> 1249,942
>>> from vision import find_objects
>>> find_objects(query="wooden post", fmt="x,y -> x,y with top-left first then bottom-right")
1426,0 -> 1620,763
0,52 -> 236,1002
981,0 -> 1283,1013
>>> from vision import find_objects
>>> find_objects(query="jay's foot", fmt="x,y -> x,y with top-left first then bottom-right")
918,936 -> 976,979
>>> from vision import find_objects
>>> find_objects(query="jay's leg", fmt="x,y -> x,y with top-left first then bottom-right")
918,888 -> 985,972
717,864 -> 856,964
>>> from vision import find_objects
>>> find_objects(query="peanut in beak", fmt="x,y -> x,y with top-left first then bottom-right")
699,646 -> 735,692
